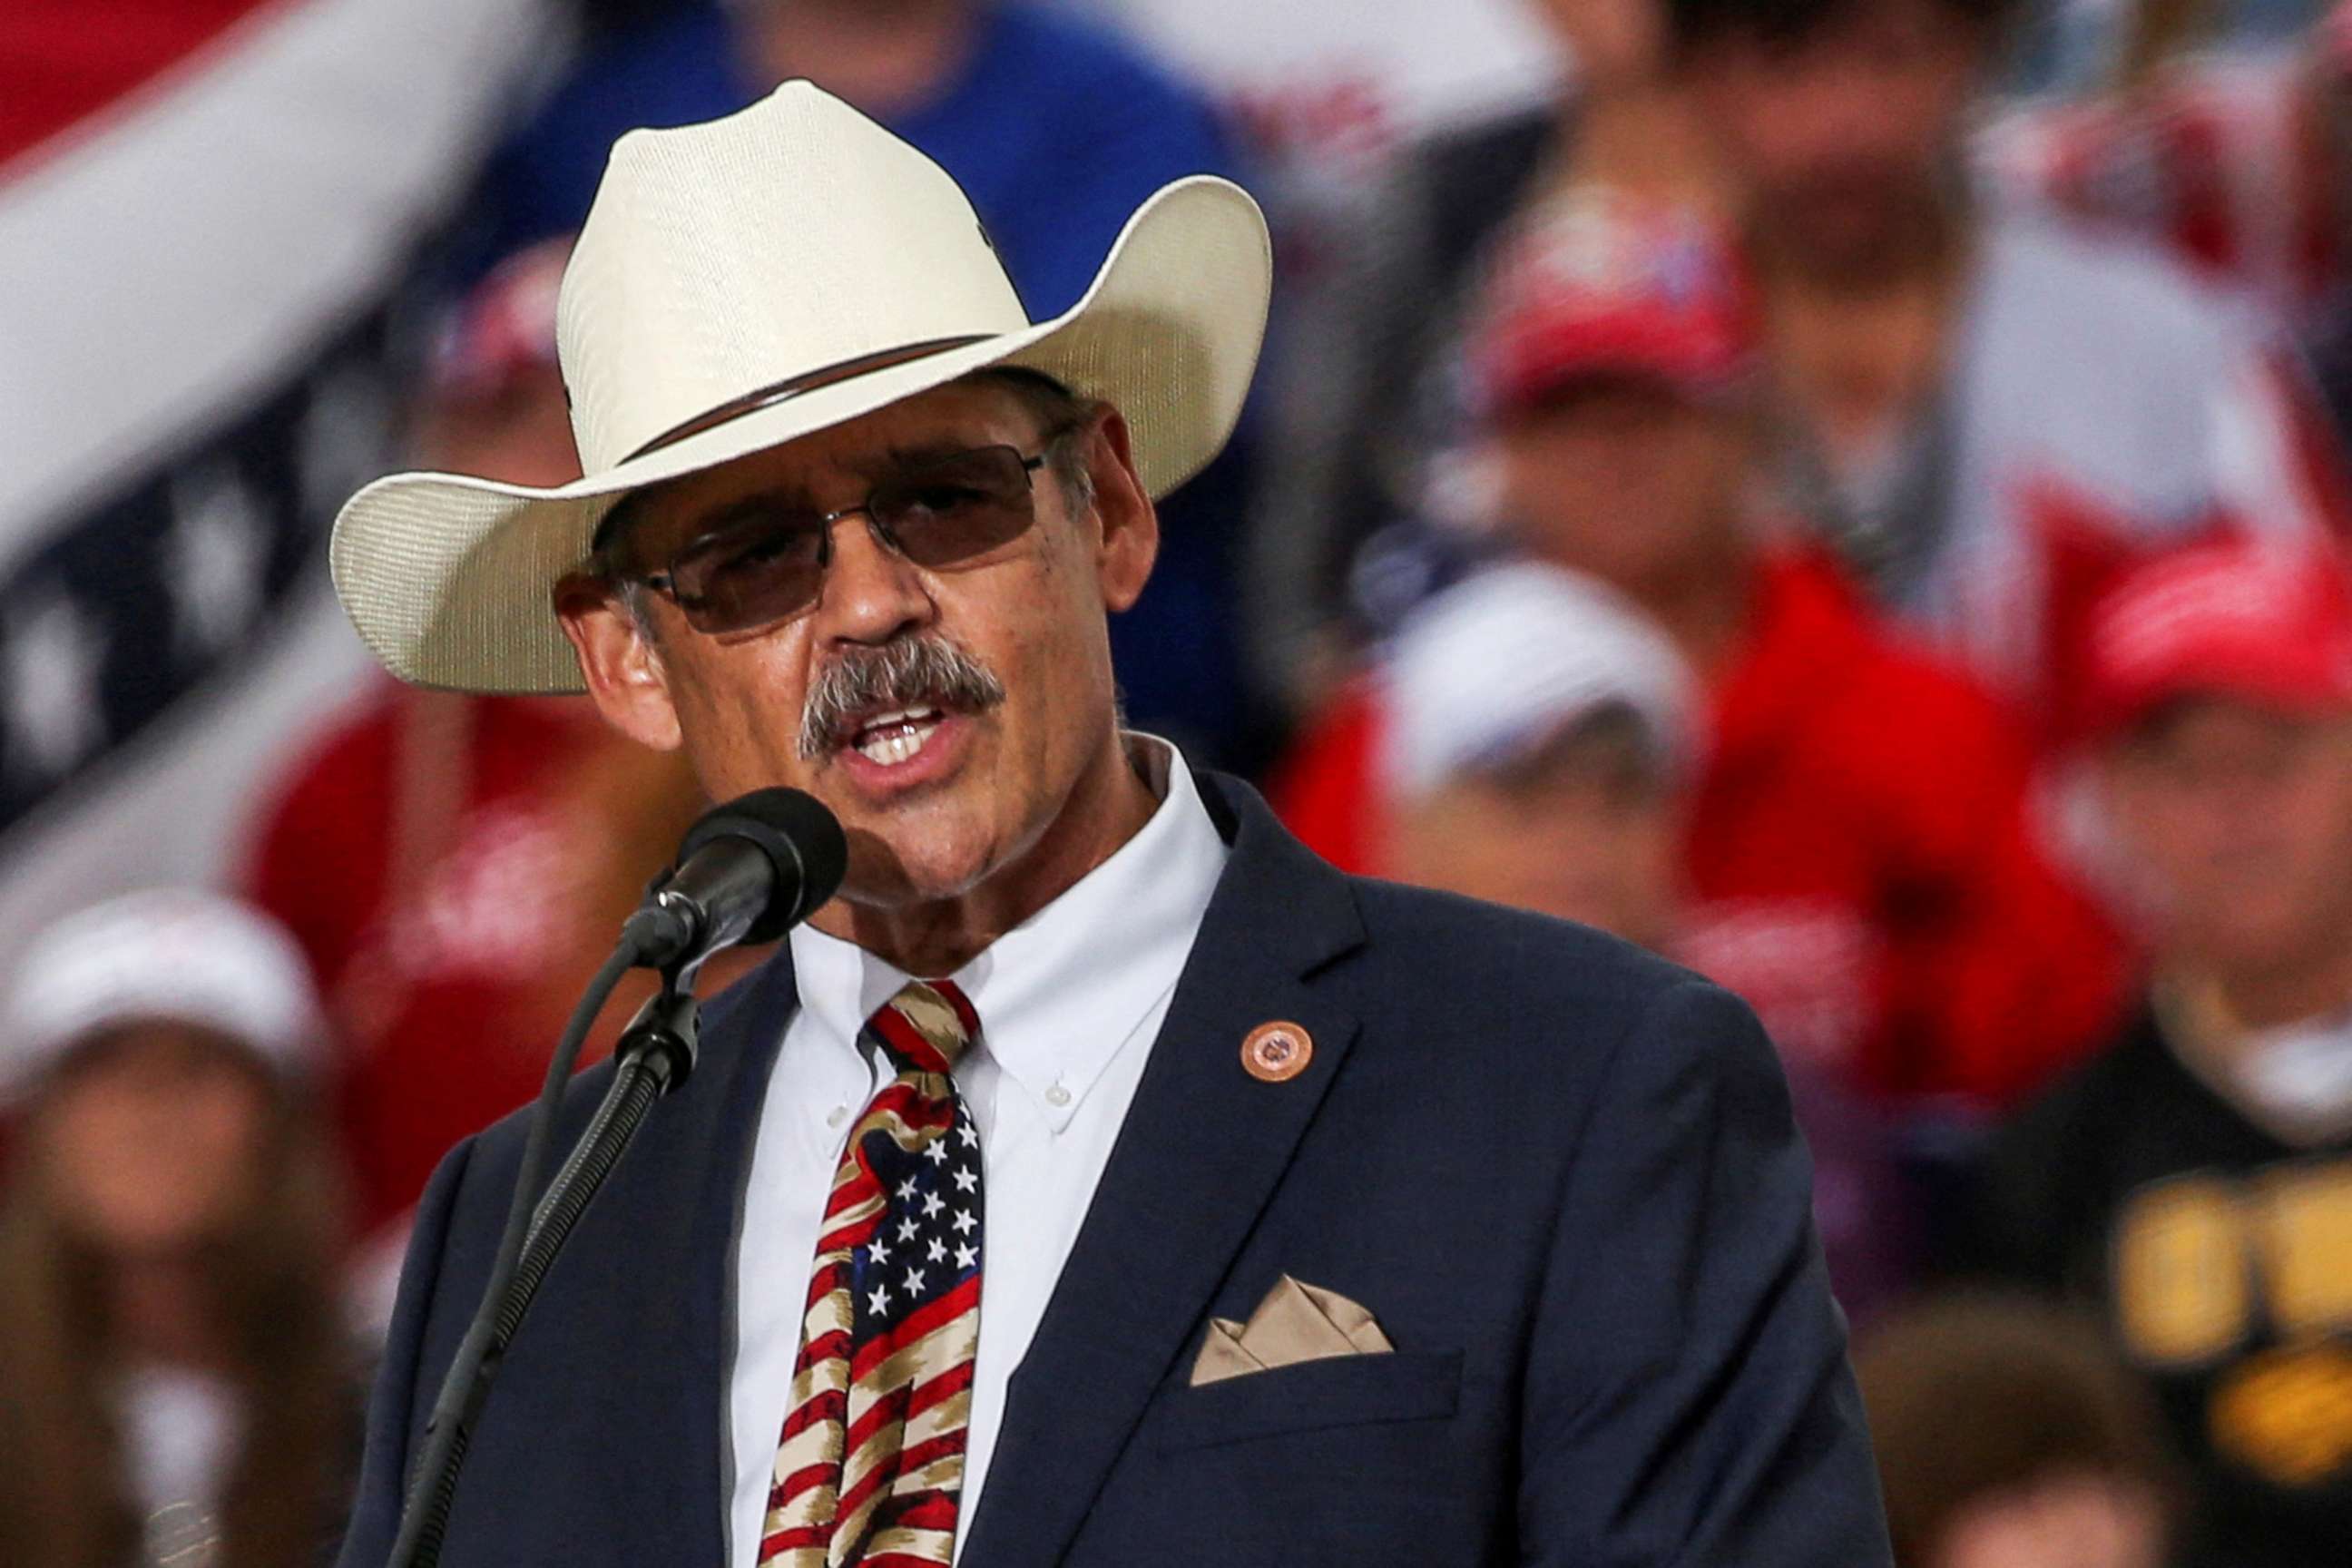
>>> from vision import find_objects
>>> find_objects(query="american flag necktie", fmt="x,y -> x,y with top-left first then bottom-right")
760,979 -> 984,1567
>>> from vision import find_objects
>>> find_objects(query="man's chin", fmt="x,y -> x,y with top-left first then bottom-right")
831,824 -> 1001,912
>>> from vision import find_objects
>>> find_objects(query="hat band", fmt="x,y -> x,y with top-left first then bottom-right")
621,334 -> 995,463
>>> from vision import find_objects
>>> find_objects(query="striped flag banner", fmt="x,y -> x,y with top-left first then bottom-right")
0,0 -> 554,950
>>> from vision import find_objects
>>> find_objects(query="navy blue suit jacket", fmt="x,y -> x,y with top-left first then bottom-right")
337,774 -> 1892,1566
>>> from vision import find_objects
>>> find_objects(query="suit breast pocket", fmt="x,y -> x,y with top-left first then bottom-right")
1151,1348 -> 1463,1454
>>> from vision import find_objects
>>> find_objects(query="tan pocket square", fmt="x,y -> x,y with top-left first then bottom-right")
1189,1275 -> 1394,1387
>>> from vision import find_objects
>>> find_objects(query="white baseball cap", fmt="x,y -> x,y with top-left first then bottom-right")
1379,562 -> 1698,799
3,888 -> 325,1103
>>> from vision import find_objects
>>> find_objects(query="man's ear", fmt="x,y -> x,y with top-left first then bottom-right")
554,573 -> 685,751
1083,406 -> 1159,613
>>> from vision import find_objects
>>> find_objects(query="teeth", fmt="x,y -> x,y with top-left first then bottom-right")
845,706 -> 939,737
855,717 -> 940,767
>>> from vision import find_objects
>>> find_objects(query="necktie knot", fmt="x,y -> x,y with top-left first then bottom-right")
867,978 -> 977,1075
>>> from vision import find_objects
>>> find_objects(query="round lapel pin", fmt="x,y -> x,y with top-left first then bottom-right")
1241,1021 -> 1313,1083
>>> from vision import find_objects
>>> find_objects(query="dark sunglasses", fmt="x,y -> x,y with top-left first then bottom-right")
623,438 -> 1066,634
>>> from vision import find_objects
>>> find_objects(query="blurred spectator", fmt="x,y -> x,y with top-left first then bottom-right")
1266,0 -> 2352,728
1984,0 -> 2352,437
1961,540 -> 2352,1563
1856,1292 -> 2182,1568
1277,190 -> 2125,1111
467,0 -> 1271,768
1059,0 -> 1563,262
1063,0 -> 1563,181
1247,0 -> 1718,712
407,238 -> 577,491
1379,559 -> 1914,1318
1062,0 -> 1571,710
1671,0 -> 2351,719
1986,2 -> 2351,330
245,246 -> 719,1246
0,891 -> 356,1568
249,693 -> 712,1247
1378,562 -> 1695,946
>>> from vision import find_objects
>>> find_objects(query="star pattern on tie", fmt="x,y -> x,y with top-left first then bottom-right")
850,1116 -> 981,1336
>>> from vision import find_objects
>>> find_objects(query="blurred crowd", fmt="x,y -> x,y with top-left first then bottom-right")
8,0 -> 2352,1563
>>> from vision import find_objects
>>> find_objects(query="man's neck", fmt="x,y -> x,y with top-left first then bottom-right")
739,0 -> 977,121
2203,935 -> 2352,1039
109,1256 -> 229,1372
817,730 -> 1160,977
1619,538 -> 1757,681
2159,935 -> 2352,1146
1565,83 -> 1723,206
1753,211 -> 1969,466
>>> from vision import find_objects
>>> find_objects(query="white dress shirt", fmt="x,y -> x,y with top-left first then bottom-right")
725,739 -> 1230,1567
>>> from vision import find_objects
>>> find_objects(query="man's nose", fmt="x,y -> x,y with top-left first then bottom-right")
815,513 -> 933,644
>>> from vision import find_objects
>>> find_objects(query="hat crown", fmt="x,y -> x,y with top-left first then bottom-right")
557,83 -> 1032,474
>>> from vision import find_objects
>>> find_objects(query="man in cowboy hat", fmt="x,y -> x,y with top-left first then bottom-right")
330,84 -> 1889,1568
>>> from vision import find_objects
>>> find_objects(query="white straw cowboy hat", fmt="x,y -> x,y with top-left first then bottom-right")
330,82 -> 1272,693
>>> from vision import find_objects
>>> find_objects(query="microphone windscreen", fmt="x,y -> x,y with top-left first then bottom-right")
678,788 -> 848,942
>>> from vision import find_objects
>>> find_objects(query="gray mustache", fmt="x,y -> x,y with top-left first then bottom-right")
799,635 -> 1008,760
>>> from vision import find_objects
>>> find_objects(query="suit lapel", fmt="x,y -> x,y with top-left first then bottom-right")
961,775 -> 1366,1568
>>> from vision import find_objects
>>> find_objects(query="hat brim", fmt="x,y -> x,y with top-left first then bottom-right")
329,175 -> 1270,692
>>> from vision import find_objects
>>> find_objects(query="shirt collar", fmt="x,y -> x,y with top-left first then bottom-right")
786,738 -> 1230,1117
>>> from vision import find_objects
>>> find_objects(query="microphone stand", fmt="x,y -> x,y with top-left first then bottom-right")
386,947 -> 708,1568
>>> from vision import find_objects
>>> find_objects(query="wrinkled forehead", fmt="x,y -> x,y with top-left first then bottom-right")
596,374 -> 1050,564
1675,0 -> 2003,59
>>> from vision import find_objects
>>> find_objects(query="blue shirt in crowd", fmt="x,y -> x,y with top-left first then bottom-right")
476,1 -> 1241,318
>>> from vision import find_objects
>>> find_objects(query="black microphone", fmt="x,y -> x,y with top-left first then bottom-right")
622,788 -> 848,969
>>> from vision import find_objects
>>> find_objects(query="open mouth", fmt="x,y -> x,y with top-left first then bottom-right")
841,706 -> 946,768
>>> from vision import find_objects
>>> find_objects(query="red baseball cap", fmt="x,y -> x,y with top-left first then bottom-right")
1467,188 -> 1755,422
2082,541 -> 2352,739
426,236 -> 571,398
